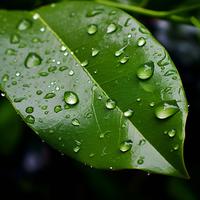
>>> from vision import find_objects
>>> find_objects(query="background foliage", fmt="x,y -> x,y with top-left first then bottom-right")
0,0 -> 199,199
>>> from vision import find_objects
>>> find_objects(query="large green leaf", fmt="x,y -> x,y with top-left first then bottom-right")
0,1 -> 188,177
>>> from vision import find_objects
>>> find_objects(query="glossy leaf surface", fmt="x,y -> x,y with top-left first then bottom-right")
0,1 -> 188,177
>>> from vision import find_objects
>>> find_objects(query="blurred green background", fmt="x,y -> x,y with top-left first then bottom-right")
0,0 -> 200,199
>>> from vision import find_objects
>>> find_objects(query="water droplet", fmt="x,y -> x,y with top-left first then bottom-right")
54,105 -> 62,113
139,27 -> 149,34
105,99 -> 116,110
138,139 -> 146,146
124,18 -> 131,27
120,140 -> 133,152
68,70 -> 74,76
17,19 -> 32,31
168,129 -> 176,138
39,71 -> 48,76
136,98 -> 141,102
56,61 -> 61,65
12,81 -> 17,85
137,61 -> 154,80
124,109 -> 133,117
15,72 -> 21,77
173,144 -> 179,151
149,102 -> 155,107
36,90 -> 43,95
73,146 -> 80,153
92,48 -> 99,57
25,53 -> 42,68
64,52 -> 68,56
10,34 -> 20,44
98,95 -> 102,100
33,13 -> 40,20
87,24 -> 98,35
59,66 -> 68,71
72,118 -> 80,126
64,91 -> 79,105
86,9 -> 103,17
137,157 -> 144,165
1,93 -> 5,97
5,48 -> 16,55
155,101 -> 179,119
120,56 -> 129,64
14,97 -> 25,103
48,66 -> 57,72
137,37 -> 146,47
41,105 -> 48,110
89,153 -> 95,157
44,92 -> 56,99
26,115 -> 35,124
2,74 -> 9,82
81,60 -> 88,67
115,48 -> 124,57
55,86 -> 60,91
106,23 -> 117,34
26,106 -> 34,113
40,27 -> 45,32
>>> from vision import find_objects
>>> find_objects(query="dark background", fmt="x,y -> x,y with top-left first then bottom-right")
0,0 -> 199,199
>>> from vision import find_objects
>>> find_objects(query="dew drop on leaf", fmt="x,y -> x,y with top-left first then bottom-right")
48,66 -> 57,72
36,90 -> 43,95
106,23 -> 117,34
87,24 -> 98,35
137,157 -> 144,165
17,19 -> 32,31
137,37 -> 146,47
81,60 -> 88,67
105,99 -> 116,110
10,33 -> 20,44
124,109 -> 133,117
120,56 -> 129,64
25,115 -> 35,124
120,140 -> 133,152
25,53 -> 42,68
25,106 -> 34,114
59,66 -> 68,71
2,74 -> 9,82
173,144 -> 179,151
14,97 -> 25,103
155,101 -> 179,119
92,48 -> 100,57
44,92 -> 56,99
64,91 -> 79,105
168,129 -> 176,138
86,9 -> 103,17
5,48 -> 16,55
54,105 -> 62,113
68,70 -> 74,76
72,118 -> 80,126
73,146 -> 80,153
137,61 -> 154,80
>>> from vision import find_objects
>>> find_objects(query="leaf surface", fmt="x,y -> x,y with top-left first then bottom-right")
0,1 -> 188,177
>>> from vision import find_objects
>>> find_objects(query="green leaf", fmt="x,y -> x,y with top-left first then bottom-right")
0,1 -> 188,177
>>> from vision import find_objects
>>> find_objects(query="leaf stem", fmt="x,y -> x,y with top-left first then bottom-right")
96,0 -> 199,26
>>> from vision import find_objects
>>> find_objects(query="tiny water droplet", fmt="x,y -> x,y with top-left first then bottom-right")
173,144 -> 179,151
1,93 -> 5,97
64,91 -> 79,105
44,92 -> 56,99
59,66 -> 68,71
26,106 -> 34,114
124,109 -> 133,117
15,72 -> 21,77
120,140 -> 133,152
87,24 -> 98,35
54,105 -> 62,113
89,153 -> 95,157
5,48 -> 16,55
17,19 -> 32,31
41,105 -> 47,110
33,13 -> 40,20
137,37 -> 146,47
68,70 -> 74,76
14,97 -> 25,103
48,66 -> 57,72
72,118 -> 80,126
73,146 -> 80,153
168,129 -> 176,138
36,90 -> 43,95
136,98 -> 141,102
137,157 -> 144,165
25,53 -> 42,68
92,48 -> 99,57
105,99 -> 116,110
119,56 -> 129,64
60,45 -> 67,52
155,101 -> 179,119
139,27 -> 149,34
124,18 -> 131,27
40,27 -> 45,32
149,102 -> 155,107
106,23 -> 117,34
115,48 -> 124,57
81,60 -> 88,67
10,34 -> 20,44
137,61 -> 154,80
39,71 -> 48,76
86,9 -> 103,17
138,139 -> 146,146
26,115 -> 35,124
2,74 -> 9,82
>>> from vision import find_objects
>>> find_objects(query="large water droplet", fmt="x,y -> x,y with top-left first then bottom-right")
120,56 -> 129,64
54,105 -> 62,113
64,91 -> 79,105
124,109 -> 133,117
155,101 -> 179,119
92,48 -> 99,57
105,99 -> 116,110
137,37 -> 146,47
44,92 -> 56,99
25,53 -> 42,68
17,19 -> 32,31
10,33 -> 20,44
106,23 -> 117,34
137,61 -> 154,80
26,106 -> 34,114
168,129 -> 176,138
26,115 -> 35,124
87,24 -> 98,35
120,140 -> 133,152
72,118 -> 80,126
